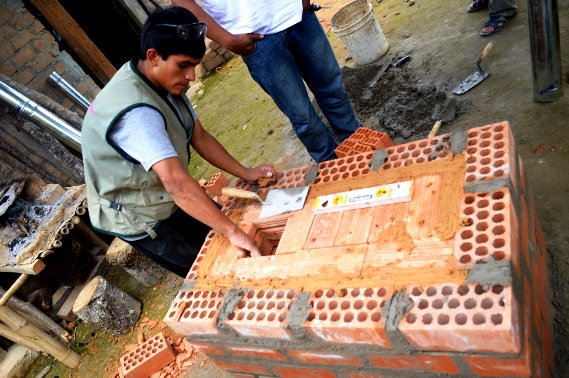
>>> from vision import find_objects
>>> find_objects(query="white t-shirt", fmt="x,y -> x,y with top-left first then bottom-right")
201,0 -> 303,35
108,94 -> 198,172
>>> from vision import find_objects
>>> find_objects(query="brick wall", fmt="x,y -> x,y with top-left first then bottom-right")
0,0 -> 100,118
165,122 -> 554,377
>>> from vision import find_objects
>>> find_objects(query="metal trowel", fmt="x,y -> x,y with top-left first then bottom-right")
452,42 -> 494,95
221,186 -> 309,219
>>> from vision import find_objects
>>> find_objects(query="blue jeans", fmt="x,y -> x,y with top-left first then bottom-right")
243,12 -> 361,163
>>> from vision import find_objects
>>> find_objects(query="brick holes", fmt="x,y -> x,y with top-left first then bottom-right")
305,287 -> 393,347
164,288 -> 226,336
225,289 -> 297,338
382,136 -> 452,170
464,122 -> 516,186
454,189 -> 515,268
313,153 -> 373,184
120,332 -> 175,378
400,283 -> 520,353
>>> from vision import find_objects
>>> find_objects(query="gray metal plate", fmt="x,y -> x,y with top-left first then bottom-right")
452,71 -> 491,94
259,186 -> 309,219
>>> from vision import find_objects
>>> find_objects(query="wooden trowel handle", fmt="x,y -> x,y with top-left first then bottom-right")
221,187 -> 264,204
478,42 -> 494,63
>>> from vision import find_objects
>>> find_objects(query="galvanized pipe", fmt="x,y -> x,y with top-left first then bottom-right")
527,0 -> 563,102
0,80 -> 82,153
47,71 -> 91,111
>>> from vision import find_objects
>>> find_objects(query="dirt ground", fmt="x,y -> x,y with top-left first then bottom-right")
24,0 -> 569,377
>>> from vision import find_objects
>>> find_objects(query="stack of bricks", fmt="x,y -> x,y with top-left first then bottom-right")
201,39 -> 236,72
335,127 -> 394,158
165,121 -> 553,377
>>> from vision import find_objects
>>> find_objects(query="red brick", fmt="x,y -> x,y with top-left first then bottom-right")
464,276 -> 532,377
189,340 -> 224,355
120,332 -> 175,378
368,353 -> 460,374
313,153 -> 373,184
224,289 -> 296,339
304,287 -> 393,347
346,373 -> 390,378
204,172 -> 229,196
226,344 -> 287,361
287,349 -> 363,366
210,359 -> 270,375
381,136 -> 453,170
399,283 -> 521,353
272,365 -> 336,378
453,189 -> 519,271
163,287 -> 224,336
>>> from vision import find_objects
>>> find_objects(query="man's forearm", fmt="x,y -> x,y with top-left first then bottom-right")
171,0 -> 235,48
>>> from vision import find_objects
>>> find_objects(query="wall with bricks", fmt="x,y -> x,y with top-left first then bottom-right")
0,0 -> 100,117
164,121 -> 554,377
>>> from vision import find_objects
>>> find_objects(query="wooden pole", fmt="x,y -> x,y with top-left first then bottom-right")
29,0 -> 116,85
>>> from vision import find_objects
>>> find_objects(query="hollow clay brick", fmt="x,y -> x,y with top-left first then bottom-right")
304,287 -> 393,347
381,135 -> 453,170
334,143 -> 352,158
204,172 -> 229,196
120,332 -> 175,378
231,253 -> 295,280
453,188 -> 519,271
313,153 -> 373,184
463,276 -> 532,377
185,231 -> 216,280
399,283 -> 521,353
290,244 -> 367,278
225,289 -> 297,339
303,211 -> 344,250
163,288 -> 225,336
463,121 -> 518,191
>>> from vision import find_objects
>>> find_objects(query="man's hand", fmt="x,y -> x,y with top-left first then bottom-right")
226,228 -> 262,258
227,33 -> 264,56
244,164 -> 277,184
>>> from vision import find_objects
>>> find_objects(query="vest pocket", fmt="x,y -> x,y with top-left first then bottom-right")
140,186 -> 174,206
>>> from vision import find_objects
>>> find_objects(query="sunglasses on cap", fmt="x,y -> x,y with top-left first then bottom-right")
154,22 -> 208,41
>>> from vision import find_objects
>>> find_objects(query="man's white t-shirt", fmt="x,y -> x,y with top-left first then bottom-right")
108,94 -> 198,172
200,0 -> 303,35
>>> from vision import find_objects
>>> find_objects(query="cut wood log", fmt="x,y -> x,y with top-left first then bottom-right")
73,276 -> 141,335
106,238 -> 167,286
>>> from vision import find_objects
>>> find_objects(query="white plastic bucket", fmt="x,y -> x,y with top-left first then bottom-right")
330,0 -> 388,65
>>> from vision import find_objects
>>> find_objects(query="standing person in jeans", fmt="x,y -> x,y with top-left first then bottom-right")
467,0 -> 517,36
82,6 -> 276,277
172,0 -> 362,163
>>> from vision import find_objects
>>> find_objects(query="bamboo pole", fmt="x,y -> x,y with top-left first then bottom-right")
0,274 -> 29,306
0,306 -> 80,367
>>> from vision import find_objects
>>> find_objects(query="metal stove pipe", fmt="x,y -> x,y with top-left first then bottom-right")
0,80 -> 82,153
47,71 -> 91,111
527,0 -> 563,102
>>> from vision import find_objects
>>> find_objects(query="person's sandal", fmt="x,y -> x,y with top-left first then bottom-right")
467,0 -> 488,12
480,15 -> 508,36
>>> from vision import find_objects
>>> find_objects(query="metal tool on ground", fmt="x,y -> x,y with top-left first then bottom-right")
452,42 -> 494,95
221,186 -> 309,219
369,55 -> 412,87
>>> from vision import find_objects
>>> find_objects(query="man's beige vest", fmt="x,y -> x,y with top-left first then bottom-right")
82,60 -> 194,238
